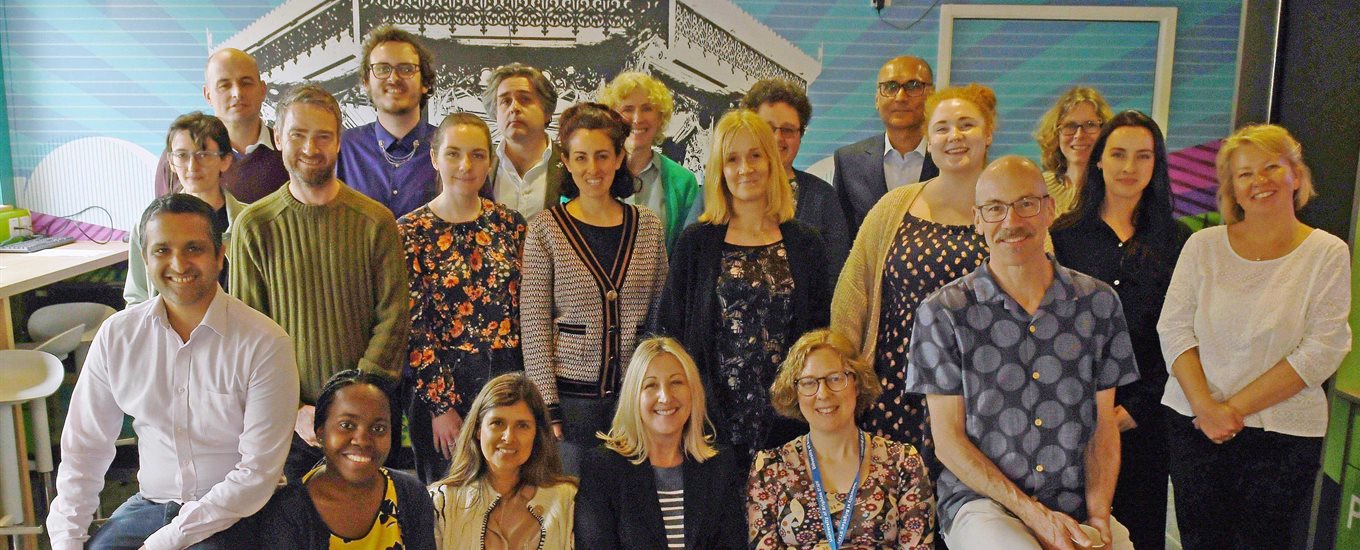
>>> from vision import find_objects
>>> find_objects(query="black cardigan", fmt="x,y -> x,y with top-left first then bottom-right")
574,444 -> 748,549
250,468 -> 436,550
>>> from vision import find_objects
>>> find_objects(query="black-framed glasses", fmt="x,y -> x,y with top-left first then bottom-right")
369,63 -> 419,80
768,123 -> 803,138
976,195 -> 1050,223
1058,120 -> 1103,137
168,150 -> 226,166
877,79 -> 933,98
795,371 -> 856,396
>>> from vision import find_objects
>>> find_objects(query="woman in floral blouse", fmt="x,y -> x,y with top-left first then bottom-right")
747,329 -> 934,549
398,112 -> 527,483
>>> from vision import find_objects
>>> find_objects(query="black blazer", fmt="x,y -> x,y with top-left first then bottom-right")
832,134 -> 938,234
793,169 -> 851,282
574,444 -> 748,549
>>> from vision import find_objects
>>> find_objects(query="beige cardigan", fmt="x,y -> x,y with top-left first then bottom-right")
431,480 -> 577,550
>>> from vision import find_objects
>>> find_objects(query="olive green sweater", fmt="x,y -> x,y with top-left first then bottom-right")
229,183 -> 410,402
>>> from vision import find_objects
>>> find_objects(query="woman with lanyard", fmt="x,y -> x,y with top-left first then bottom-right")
747,329 -> 934,549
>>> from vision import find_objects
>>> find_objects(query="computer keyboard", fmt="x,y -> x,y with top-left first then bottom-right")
0,235 -> 76,253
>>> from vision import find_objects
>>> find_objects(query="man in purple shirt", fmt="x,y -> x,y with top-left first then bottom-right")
336,25 -> 438,217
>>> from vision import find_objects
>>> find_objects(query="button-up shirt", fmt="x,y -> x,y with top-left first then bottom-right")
47,289 -> 298,550
493,140 -> 555,219
338,120 -> 438,218
624,148 -> 667,223
883,132 -> 928,190
906,257 -> 1139,531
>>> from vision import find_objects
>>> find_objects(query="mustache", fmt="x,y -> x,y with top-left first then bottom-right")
994,227 -> 1034,241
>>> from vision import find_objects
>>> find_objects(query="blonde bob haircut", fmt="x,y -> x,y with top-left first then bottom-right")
1032,87 -> 1114,173
699,109 -> 795,225
597,72 -> 675,145
1216,124 -> 1316,224
925,83 -> 999,136
597,336 -> 718,465
770,329 -> 881,422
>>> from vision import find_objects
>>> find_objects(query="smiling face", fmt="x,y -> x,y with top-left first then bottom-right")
494,76 -> 549,143
927,98 -> 993,174
1228,143 -> 1301,219
167,130 -> 231,194
317,384 -> 392,485
616,89 -> 661,154
477,400 -> 537,482
280,102 -> 340,187
563,128 -> 624,200
364,41 -> 428,117
1059,101 -> 1102,170
974,158 -> 1053,265
639,353 -> 693,444
755,101 -> 803,172
1098,125 -> 1156,205
142,212 -> 224,310
202,50 -> 266,127
797,347 -> 858,434
432,123 -> 492,198
721,128 -> 771,206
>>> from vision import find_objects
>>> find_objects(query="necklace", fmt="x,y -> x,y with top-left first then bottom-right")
375,124 -> 422,168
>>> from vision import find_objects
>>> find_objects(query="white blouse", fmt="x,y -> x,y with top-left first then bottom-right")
1158,225 -> 1351,437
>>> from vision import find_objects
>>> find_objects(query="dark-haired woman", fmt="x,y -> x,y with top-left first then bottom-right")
1052,111 -> 1189,550
521,102 -> 668,475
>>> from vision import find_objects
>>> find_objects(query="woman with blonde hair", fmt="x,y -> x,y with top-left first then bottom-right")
656,109 -> 832,465
1033,86 -> 1114,214
748,329 -> 934,549
599,71 -> 700,250
1158,124 -> 1349,549
575,336 -> 746,548
429,372 -> 576,550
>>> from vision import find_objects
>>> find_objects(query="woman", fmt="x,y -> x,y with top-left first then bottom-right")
598,71 -> 701,251
125,111 -> 244,304
1158,124 -> 1350,550
575,336 -> 746,549
832,83 -> 995,477
748,329 -> 934,549
1051,111 -> 1189,550
1033,86 -> 1114,215
656,109 -> 832,464
399,113 -> 528,484
521,102 -> 668,475
253,370 -> 435,549
430,373 -> 576,549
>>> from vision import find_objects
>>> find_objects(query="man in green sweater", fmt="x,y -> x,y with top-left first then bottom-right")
229,84 -> 410,481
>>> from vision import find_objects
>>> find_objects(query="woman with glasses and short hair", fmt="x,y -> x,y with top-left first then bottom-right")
1033,87 -> 1114,215
748,329 -> 934,549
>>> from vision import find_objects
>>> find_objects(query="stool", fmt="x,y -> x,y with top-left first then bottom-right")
0,350 -> 63,545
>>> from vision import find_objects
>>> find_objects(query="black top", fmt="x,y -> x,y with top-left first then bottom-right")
248,467 -> 436,550
574,217 -> 625,280
1052,216 -> 1191,427
213,206 -> 230,290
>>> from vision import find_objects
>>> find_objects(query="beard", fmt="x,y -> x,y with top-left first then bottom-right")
287,156 -> 336,188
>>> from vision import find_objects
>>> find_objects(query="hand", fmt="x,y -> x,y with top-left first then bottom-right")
431,409 -> 463,460
1113,405 -> 1137,432
1021,505 -> 1083,550
1085,515 -> 1112,549
295,405 -> 318,447
1191,401 -> 1243,443
552,421 -> 564,441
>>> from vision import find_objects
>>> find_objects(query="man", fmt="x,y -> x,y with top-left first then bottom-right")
481,62 -> 566,219
908,156 -> 1138,550
155,48 -> 288,203
336,25 -> 438,217
832,55 -> 939,233
741,77 -> 851,278
47,194 -> 298,549
230,84 -> 410,480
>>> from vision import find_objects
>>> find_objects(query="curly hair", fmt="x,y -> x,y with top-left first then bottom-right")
769,329 -> 881,422
598,72 -> 675,145
1033,87 -> 1113,174
740,77 -> 812,131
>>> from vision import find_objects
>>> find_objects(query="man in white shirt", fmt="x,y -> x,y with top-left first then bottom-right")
481,63 -> 566,219
46,194 -> 298,549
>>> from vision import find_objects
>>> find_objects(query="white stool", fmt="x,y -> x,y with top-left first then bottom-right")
28,302 -> 115,371
0,350 -> 63,543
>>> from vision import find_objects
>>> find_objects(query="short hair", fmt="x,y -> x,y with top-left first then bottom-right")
699,109 -> 796,225
359,24 -> 437,111
1033,87 -> 1114,173
276,84 -> 343,133
164,111 -> 231,157
1216,124 -> 1315,224
430,112 -> 493,153
770,329 -> 881,422
598,336 -> 717,465
925,83 -> 998,134
138,193 -> 223,253
556,102 -> 635,200
482,63 -> 558,125
312,369 -> 399,436
436,373 -> 575,491
740,78 -> 813,131
598,72 -> 675,145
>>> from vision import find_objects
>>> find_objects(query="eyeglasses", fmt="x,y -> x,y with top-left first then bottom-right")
768,124 -> 803,138
1058,120 -> 1103,137
168,150 -> 226,166
877,79 -> 933,98
976,195 -> 1050,223
369,63 -> 420,80
795,371 -> 856,396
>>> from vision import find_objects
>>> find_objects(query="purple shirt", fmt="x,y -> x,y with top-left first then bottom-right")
338,121 -> 437,217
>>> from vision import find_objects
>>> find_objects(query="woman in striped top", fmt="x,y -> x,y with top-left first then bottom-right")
575,337 -> 747,549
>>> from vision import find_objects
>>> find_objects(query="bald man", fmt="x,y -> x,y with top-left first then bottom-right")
907,157 -> 1139,550
832,55 -> 939,233
154,48 -> 288,203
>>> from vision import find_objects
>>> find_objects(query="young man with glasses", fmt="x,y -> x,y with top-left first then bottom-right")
831,55 -> 940,234
336,25 -> 438,217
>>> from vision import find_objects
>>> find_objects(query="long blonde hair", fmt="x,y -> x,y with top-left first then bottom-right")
698,109 -> 795,225
598,336 -> 717,465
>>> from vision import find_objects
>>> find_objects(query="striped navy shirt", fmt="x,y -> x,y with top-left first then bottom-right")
654,464 -> 685,549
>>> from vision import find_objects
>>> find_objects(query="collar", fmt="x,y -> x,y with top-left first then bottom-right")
374,119 -> 428,152
147,287 -> 230,338
496,138 -> 555,172
242,123 -> 275,154
640,147 -> 664,176
882,132 -> 927,159
972,253 -> 1075,309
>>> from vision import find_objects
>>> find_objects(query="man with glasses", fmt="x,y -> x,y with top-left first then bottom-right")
907,156 -> 1139,550
741,78 -> 851,278
337,25 -> 438,217
832,55 -> 939,234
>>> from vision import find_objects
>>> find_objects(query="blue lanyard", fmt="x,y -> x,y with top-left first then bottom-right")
805,431 -> 865,550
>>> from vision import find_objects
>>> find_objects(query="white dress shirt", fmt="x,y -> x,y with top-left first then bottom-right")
47,289 -> 298,550
493,140 -> 555,219
883,132 -> 928,191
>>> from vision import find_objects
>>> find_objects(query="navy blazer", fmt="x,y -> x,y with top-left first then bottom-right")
793,169 -> 851,281
832,134 -> 938,234
575,444 -> 748,549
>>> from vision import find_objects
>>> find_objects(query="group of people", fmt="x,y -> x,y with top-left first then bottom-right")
44,24 -> 1348,550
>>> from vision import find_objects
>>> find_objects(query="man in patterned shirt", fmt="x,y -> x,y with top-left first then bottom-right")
907,156 -> 1139,550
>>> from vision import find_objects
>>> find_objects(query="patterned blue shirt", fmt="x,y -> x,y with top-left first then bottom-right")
906,256 -> 1139,531
338,120 -> 438,218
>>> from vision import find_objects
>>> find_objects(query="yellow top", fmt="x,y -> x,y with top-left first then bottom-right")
303,465 -> 404,550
